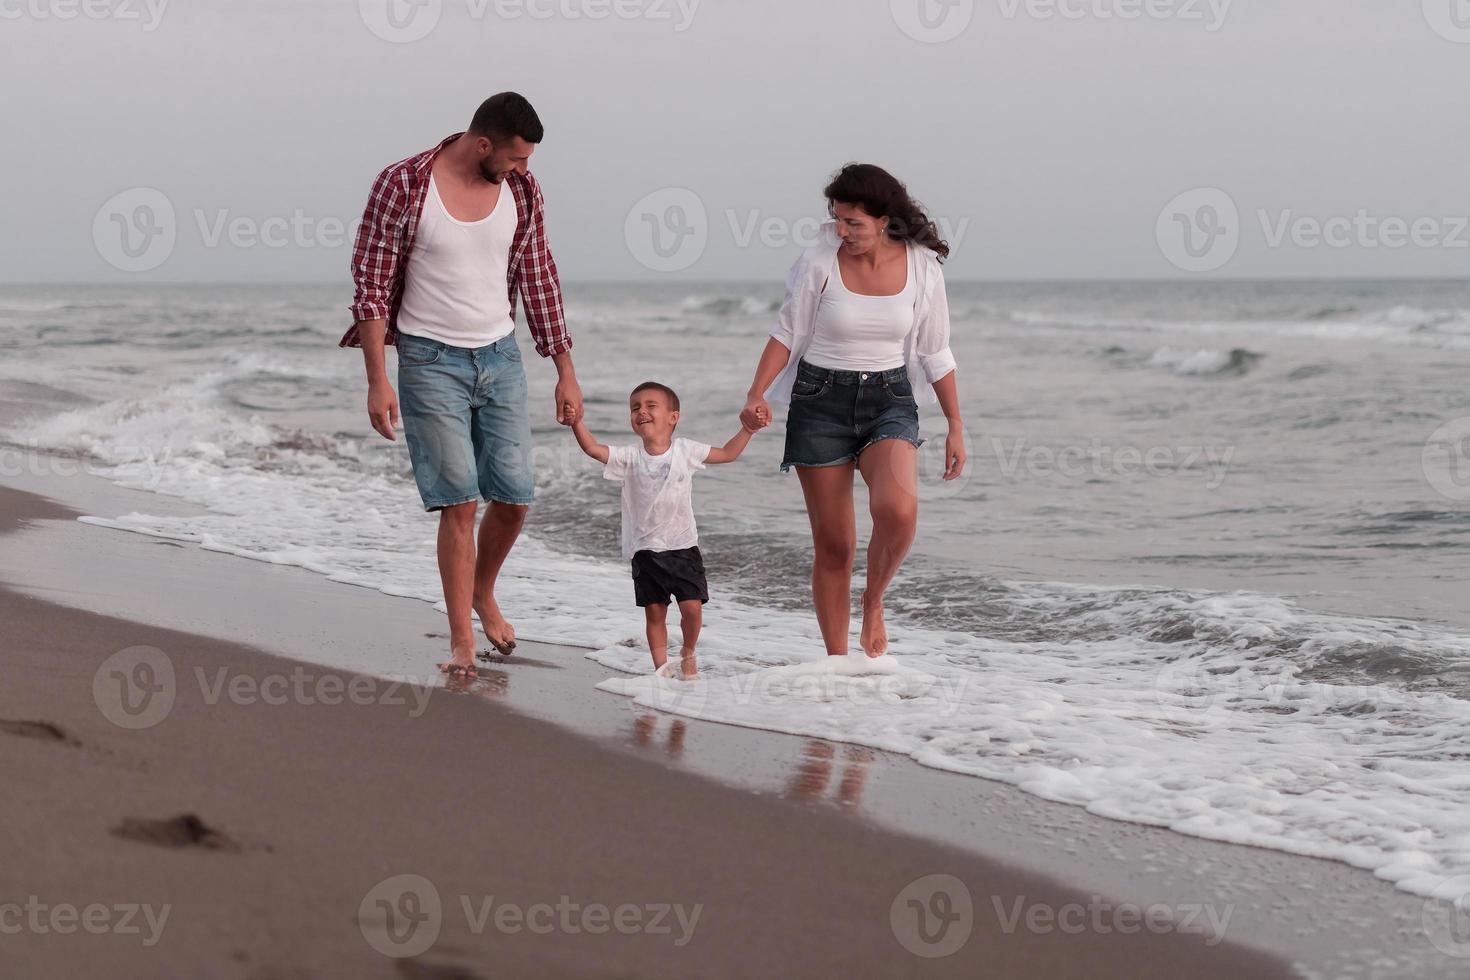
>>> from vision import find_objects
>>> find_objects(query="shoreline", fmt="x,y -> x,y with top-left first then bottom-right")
0,482 -> 1301,979
0,457 -> 1460,977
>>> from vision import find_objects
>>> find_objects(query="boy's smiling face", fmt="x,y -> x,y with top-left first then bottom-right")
629,388 -> 679,443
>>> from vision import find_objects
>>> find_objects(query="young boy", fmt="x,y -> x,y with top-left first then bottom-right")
571,381 -> 759,679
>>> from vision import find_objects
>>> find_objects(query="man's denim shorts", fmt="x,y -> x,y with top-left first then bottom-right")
396,331 -> 535,511
780,359 -> 924,473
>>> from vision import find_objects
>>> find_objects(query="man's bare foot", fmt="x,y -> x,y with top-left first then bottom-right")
679,650 -> 698,679
473,596 -> 516,656
440,640 -> 478,678
859,590 -> 888,658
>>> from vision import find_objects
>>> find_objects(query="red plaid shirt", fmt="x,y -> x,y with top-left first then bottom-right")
339,133 -> 572,358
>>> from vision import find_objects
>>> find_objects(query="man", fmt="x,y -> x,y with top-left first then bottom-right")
341,92 -> 583,678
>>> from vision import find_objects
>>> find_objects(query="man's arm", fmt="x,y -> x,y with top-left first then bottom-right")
341,165 -> 407,349
550,352 -> 582,426
346,167 -> 409,439
517,175 -> 583,425
359,319 -> 399,441
705,423 -> 759,465
570,418 -> 610,464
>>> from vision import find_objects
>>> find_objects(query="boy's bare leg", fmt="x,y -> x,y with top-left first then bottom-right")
677,598 -> 703,678
473,501 -> 527,651
645,603 -> 670,670
437,501 -> 479,675
838,747 -> 875,808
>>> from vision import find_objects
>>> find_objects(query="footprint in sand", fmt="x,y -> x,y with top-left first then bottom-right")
112,813 -> 255,852
0,718 -> 80,746
395,961 -> 489,980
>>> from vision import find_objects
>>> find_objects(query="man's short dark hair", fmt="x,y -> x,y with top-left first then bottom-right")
469,92 -> 544,144
631,382 -> 679,413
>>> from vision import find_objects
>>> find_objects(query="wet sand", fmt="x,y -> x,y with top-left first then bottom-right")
0,477 -> 1305,979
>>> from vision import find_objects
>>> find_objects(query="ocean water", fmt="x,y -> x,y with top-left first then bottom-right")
3,280 -> 1470,903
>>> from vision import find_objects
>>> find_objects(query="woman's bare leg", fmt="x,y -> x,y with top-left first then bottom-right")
796,462 -> 857,656
857,439 -> 920,657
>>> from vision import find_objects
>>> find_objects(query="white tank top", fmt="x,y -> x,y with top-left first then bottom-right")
397,173 -> 517,349
805,245 -> 915,372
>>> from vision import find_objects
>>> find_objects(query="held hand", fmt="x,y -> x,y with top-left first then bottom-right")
555,374 -> 584,426
943,425 -> 967,481
740,397 -> 771,432
368,379 -> 400,441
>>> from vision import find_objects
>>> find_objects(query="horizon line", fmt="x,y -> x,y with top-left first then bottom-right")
3,275 -> 1469,288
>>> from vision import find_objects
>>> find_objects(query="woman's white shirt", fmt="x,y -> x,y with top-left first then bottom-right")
765,222 -> 957,407
803,244 -> 915,372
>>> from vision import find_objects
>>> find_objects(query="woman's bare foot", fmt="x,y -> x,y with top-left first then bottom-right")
859,590 -> 888,658
440,639 -> 478,678
473,596 -> 516,656
679,649 -> 698,679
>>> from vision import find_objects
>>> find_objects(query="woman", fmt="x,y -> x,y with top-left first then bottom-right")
741,164 -> 966,658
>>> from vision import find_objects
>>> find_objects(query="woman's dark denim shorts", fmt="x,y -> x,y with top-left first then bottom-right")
780,359 -> 924,473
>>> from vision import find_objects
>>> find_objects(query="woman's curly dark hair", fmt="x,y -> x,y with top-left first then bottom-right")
824,163 -> 950,262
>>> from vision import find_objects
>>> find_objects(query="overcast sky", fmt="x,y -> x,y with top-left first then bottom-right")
4,0 -> 1467,283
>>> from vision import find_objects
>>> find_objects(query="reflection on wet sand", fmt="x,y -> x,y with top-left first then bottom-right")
443,663 -> 511,697
632,713 -> 687,760
784,740 -> 873,810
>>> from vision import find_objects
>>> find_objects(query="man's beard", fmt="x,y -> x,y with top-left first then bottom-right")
478,160 -> 504,184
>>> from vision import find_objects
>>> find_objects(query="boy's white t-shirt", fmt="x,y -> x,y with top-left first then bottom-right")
603,437 -> 712,560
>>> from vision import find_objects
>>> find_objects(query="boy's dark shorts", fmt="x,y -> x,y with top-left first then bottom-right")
631,546 -> 710,607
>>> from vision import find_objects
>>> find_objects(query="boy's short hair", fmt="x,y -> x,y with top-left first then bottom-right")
630,381 -> 680,413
